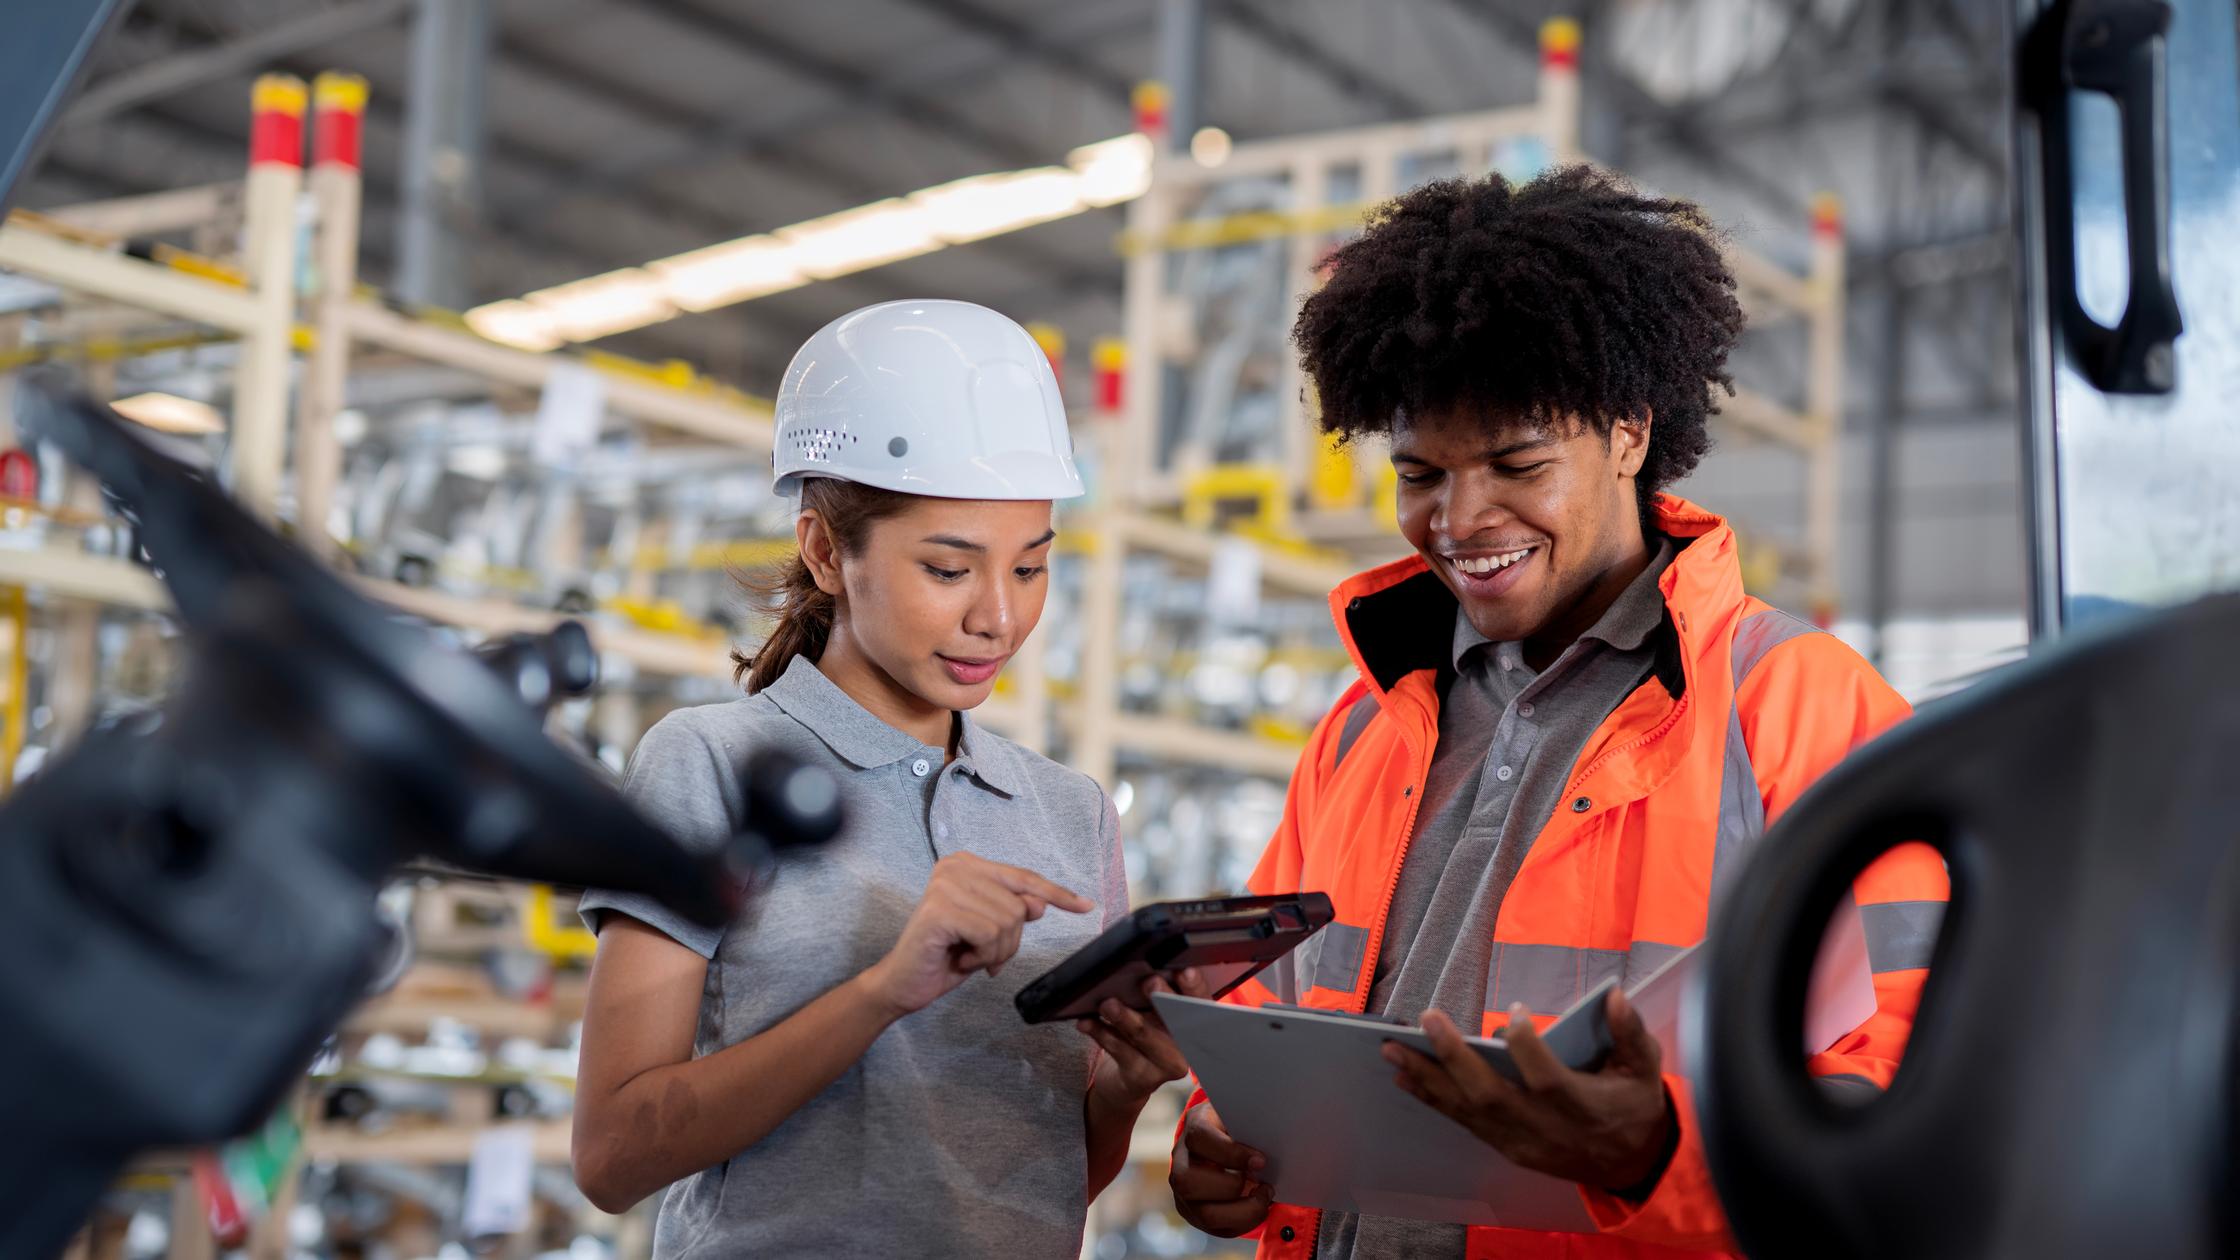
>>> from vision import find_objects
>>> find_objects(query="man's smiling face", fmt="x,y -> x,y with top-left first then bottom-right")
1392,406 -> 1651,650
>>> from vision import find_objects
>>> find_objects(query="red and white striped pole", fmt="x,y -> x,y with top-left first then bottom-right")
1092,338 -> 1127,416
1806,191 -> 1846,628
234,73 -> 306,520
294,71 -> 368,556
1538,18 -> 1583,162
1132,81 -> 1171,145
1026,321 -> 1067,396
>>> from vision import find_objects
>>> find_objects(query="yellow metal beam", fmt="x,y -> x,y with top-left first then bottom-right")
0,225 -> 265,332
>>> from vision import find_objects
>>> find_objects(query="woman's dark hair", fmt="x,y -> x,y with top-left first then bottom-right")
733,478 -> 917,694
1292,165 -> 1747,512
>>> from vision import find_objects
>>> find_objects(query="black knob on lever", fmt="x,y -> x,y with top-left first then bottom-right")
474,620 -> 600,718
725,748 -> 846,885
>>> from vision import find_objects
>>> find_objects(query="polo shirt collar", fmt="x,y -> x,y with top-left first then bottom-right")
953,714 -> 1028,796
763,655 -> 932,769
762,655 -> 1027,795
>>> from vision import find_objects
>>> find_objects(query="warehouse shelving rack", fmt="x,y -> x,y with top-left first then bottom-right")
1065,17 -> 1848,794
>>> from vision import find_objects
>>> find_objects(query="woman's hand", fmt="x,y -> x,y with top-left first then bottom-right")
864,852 -> 1092,1017
1079,968 -> 1214,1105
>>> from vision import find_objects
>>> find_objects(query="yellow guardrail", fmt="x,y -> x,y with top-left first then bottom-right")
1117,200 -> 1376,257
1181,464 -> 1290,533
524,884 -> 599,961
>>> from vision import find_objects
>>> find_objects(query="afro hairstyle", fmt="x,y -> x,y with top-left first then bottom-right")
1292,165 -> 1747,512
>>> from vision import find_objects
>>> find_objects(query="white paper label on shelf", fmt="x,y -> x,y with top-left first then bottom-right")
462,1125 -> 535,1237
532,361 -> 607,467
1207,536 -> 1262,625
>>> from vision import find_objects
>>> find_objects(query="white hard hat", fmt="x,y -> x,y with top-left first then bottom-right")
772,299 -> 1085,501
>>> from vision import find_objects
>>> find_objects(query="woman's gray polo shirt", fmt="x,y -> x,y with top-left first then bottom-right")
578,655 -> 1127,1258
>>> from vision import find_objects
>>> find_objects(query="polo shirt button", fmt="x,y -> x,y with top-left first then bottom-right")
1496,765 -> 1513,782
1518,702 -> 1534,718
1280,1226 -> 1296,1242
911,758 -> 931,777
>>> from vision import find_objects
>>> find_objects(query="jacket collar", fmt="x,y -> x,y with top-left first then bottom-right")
1330,495 -> 1748,793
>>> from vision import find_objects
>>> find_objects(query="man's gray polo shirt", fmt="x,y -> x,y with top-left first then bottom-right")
1320,537 -> 1678,1260
579,654 -> 1127,1258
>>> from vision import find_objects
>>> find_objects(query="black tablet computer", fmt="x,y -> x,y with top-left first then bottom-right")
1015,892 -> 1334,1024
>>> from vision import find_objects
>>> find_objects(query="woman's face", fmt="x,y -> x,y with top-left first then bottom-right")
832,496 -> 1057,712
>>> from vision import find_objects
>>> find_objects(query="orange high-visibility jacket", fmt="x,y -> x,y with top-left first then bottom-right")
1187,496 -> 1948,1258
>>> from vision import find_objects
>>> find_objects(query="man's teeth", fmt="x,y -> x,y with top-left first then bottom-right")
1453,549 -> 1533,576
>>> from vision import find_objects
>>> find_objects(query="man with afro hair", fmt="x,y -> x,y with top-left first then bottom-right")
1166,168 -> 1948,1258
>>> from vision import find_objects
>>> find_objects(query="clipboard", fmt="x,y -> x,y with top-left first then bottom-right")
1153,899 -> 1881,1228
1153,989 -> 1607,1229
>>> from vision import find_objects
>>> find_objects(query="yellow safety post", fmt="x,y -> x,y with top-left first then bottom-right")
524,884 -> 600,961
1180,464 -> 1291,534
0,586 -> 25,794
1308,430 -> 1359,512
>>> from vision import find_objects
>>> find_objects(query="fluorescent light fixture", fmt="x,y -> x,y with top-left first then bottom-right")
777,199 -> 942,278
649,236 -> 807,311
1069,134 -> 1156,207
914,167 -> 1089,243
111,391 -> 225,435
467,131 -> 1163,351
519,269 -> 676,343
465,299 -> 567,352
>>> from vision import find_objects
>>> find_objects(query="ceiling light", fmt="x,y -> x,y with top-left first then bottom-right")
518,270 -> 676,344
111,392 -> 225,435
464,299 -> 567,352
649,236 -> 808,311
1189,126 -> 1233,168
466,131 -> 1161,350
1069,133 -> 1156,207
777,200 -> 942,278
913,168 -> 1088,244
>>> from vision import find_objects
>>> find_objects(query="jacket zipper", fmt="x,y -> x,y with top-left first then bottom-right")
1306,728 -> 1429,1257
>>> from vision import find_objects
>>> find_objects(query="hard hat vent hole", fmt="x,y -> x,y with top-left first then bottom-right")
888,437 -> 909,458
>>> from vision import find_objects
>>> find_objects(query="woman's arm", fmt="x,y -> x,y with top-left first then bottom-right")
1083,1056 -> 1151,1200
1078,970 -> 1213,1200
570,915 -> 904,1213
572,852 -> 1094,1214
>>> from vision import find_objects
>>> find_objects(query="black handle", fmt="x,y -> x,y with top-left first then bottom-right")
2022,0 -> 2183,394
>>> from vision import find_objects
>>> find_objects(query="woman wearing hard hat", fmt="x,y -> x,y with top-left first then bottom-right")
568,301 -> 1199,1257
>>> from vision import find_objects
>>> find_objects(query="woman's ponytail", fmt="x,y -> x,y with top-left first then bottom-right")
732,477 -> 915,694
734,555 -> 836,693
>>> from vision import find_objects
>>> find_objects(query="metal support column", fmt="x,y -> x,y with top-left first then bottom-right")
1867,285 -> 1908,665
1156,0 -> 1205,148
1074,0 -> 1205,792
397,0 -> 490,311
